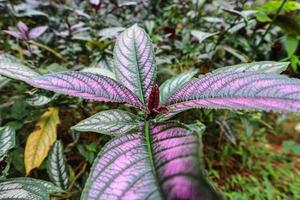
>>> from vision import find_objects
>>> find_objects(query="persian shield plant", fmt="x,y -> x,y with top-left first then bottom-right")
1,24 -> 300,199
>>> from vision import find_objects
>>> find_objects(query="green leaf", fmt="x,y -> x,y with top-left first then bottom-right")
114,24 -> 156,105
221,46 -> 249,62
72,109 -> 142,135
212,61 -> 289,74
0,54 -> 39,82
253,1 -> 300,13
0,177 -> 59,200
47,140 -> 69,190
191,30 -> 218,44
290,55 -> 299,72
26,94 -> 54,107
0,126 -> 15,158
160,70 -> 197,104
255,12 -> 272,22
0,75 -> 9,89
284,35 -> 299,58
81,67 -> 116,80
283,140 -> 300,155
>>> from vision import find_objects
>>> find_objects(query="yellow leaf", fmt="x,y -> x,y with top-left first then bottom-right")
25,107 -> 60,175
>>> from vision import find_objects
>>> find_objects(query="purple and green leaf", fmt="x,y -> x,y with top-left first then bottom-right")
0,126 -> 16,159
28,72 -> 144,108
0,177 -> 62,200
0,54 -> 39,82
81,122 -> 219,200
47,140 -> 69,190
160,69 -> 197,105
212,61 -> 289,74
114,24 -> 156,105
164,72 -> 300,116
72,110 -> 142,135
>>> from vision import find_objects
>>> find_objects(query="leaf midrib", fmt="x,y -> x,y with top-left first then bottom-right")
144,121 -> 166,200
132,28 -> 146,105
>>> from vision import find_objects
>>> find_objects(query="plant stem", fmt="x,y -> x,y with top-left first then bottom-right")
253,0 -> 287,53
29,40 -> 69,63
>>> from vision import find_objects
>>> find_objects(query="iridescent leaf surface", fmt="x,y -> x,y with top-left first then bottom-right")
29,72 -> 144,109
0,54 -> 39,81
72,110 -> 142,135
212,61 -> 289,74
164,72 -> 300,116
81,122 -> 218,200
0,177 -> 60,200
160,70 -> 197,104
114,24 -> 156,105
47,140 -> 69,190
0,126 -> 15,158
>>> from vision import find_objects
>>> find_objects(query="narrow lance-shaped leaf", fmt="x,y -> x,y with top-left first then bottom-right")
28,72 -> 144,109
25,107 -> 60,175
47,140 -> 69,190
0,54 -> 39,81
164,72 -> 300,116
0,55 -> 144,109
114,24 -> 156,105
160,69 -> 197,104
212,61 -> 290,74
191,30 -> 218,44
72,109 -> 142,135
81,122 -> 219,200
0,177 -> 61,200
0,126 -> 15,158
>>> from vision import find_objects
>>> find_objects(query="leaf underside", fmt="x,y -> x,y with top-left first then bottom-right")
114,24 -> 156,105
81,122 -> 218,200
164,72 -> 300,116
47,140 -> 69,190
72,109 -> 142,135
25,107 -> 60,175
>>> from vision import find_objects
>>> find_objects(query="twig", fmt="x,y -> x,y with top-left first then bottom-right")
253,0 -> 288,52
67,162 -> 87,191
29,40 -> 68,63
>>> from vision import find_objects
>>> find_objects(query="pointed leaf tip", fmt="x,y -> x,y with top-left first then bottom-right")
165,72 -> 300,117
114,24 -> 156,105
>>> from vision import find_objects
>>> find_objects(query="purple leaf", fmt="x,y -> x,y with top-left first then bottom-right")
114,24 -> 157,105
164,72 -> 300,116
29,26 -> 48,39
28,72 -> 144,109
17,21 -> 29,34
3,30 -> 23,39
81,122 -> 219,200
